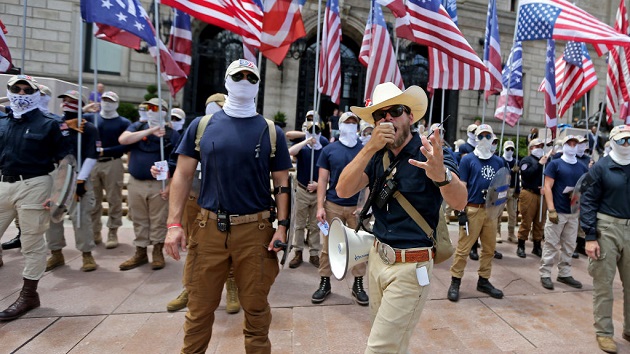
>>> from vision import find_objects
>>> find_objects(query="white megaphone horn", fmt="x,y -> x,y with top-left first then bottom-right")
329,217 -> 375,280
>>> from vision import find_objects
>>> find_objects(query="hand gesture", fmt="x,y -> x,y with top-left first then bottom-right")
409,128 -> 446,182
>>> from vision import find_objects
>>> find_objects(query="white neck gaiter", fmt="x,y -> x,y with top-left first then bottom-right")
223,79 -> 258,118
503,150 -> 514,161
604,146 -> 611,156
306,133 -> 323,150
467,132 -> 478,147
577,142 -> 587,157
138,111 -> 148,122
171,120 -> 184,131
205,102 -> 222,115
610,143 -> 630,165
7,91 -> 40,118
561,145 -> 577,164
38,95 -> 51,113
474,138 -> 493,159
100,101 -> 119,119
360,135 -> 371,145
339,123 -> 358,148
147,110 -> 166,128
531,148 -> 544,159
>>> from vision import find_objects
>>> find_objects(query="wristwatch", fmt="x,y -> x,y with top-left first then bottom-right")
433,169 -> 452,187
277,219 -> 290,227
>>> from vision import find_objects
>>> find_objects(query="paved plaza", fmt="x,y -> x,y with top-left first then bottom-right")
0,219 -> 627,353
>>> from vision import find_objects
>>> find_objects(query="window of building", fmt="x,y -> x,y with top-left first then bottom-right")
83,24 -> 123,76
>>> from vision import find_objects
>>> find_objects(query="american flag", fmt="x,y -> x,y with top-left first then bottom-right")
556,41 -> 597,118
395,0 -> 487,70
444,0 -> 458,26
606,0 -> 630,123
359,1 -> 404,99
260,0 -> 306,66
167,9 -> 192,94
540,39 -> 558,135
494,41 -> 523,127
618,102 -> 630,124
427,48 -> 492,92
483,0 -> 502,99
376,0 -> 406,17
0,19 -> 13,73
318,0 -> 341,104
516,0 -> 630,56
162,0 -> 263,51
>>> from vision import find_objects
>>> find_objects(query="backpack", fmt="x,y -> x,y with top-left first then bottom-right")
194,114 -> 276,158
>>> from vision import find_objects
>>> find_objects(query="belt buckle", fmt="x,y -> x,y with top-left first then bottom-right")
377,241 -> 396,265
229,215 -> 238,225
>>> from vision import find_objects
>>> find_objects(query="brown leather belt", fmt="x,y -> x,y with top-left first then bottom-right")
466,203 -> 485,208
205,209 -> 271,226
374,239 -> 431,264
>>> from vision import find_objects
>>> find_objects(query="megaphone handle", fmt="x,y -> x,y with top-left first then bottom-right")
273,240 -> 288,250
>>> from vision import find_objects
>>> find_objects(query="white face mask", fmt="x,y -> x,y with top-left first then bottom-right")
474,138 -> 493,159
503,150 -> 514,160
7,90 -> 41,118
171,119 -> 184,131
223,76 -> 259,118
490,143 -> 498,154
561,144 -> 578,164
531,148 -> 544,158
138,110 -> 148,122
467,132 -> 478,146
205,102 -> 222,115
610,142 -> 630,165
100,101 -> 119,119
147,110 -> 166,128
360,135 -> 371,145
305,132 -> 323,150
577,142 -> 587,157
339,123 -> 358,148
38,95 -> 51,113
604,146 -> 611,156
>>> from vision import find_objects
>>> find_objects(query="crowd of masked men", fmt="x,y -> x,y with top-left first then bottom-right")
0,72 -> 628,354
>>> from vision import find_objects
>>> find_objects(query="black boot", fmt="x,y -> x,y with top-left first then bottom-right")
575,237 -> 586,257
311,276 -> 331,304
1,229 -> 21,250
469,241 -> 479,261
447,277 -> 461,302
516,239 -> 526,258
352,276 -> 369,306
477,277 -> 504,299
532,241 -> 542,258
0,278 -> 40,321
494,250 -> 503,259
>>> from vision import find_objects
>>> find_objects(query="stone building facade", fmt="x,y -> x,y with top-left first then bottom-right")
0,0 -> 615,142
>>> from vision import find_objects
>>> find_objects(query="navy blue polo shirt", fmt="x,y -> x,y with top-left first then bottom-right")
544,158 -> 588,214
459,153 -> 507,204
296,136 -> 329,186
365,133 -> 459,249
126,122 -> 180,180
84,114 -> 131,158
176,111 -> 292,215
317,140 -> 363,206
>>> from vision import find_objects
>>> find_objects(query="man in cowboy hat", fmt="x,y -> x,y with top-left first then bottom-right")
337,82 -> 466,353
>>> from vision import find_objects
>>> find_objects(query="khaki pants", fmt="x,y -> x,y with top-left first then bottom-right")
366,245 -> 432,354
182,212 -> 278,354
319,200 -> 366,278
540,212 -> 578,278
497,187 -> 517,237
90,158 -> 125,234
450,206 -> 497,279
0,176 -> 51,280
127,177 -> 168,247
518,189 -> 546,242
294,186 -> 320,256
46,181 -> 96,253
588,216 -> 630,337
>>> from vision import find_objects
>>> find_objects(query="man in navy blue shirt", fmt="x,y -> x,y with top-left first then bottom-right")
539,135 -> 588,290
312,111 -> 367,305
337,82 -> 466,353
448,124 -> 507,302
164,59 -> 292,353
288,122 -> 329,268
86,91 -> 131,249
497,140 -> 520,244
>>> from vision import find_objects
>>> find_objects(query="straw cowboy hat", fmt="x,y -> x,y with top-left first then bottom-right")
350,82 -> 428,125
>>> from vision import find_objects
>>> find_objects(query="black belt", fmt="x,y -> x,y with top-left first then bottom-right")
0,174 -> 44,183
98,157 -> 119,162
524,188 -> 541,195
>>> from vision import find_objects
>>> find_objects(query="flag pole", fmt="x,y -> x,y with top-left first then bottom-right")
310,0 -> 323,183
168,9 -> 177,116
92,34 -> 99,130
77,15 -> 85,228
154,0 -> 166,191
584,94 -> 589,133
539,127 -> 549,223
594,96 -> 604,158
440,89 -> 445,130
428,92 -> 435,128
21,0 -> 27,73
481,93 -> 487,124
515,116 -> 520,214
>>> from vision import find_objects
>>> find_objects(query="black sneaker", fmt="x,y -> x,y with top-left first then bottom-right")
541,277 -> 554,290
494,250 -> 503,259
352,277 -> 369,306
477,277 -> 503,299
532,241 -> 542,257
557,276 -> 582,289
447,277 -> 461,302
311,277 -> 331,304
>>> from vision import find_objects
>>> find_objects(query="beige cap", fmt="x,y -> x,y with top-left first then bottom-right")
528,138 -> 544,148
610,125 -> 630,141
504,140 -> 515,149
576,135 -> 588,143
38,85 -> 51,96
339,112 -> 359,125
7,75 -> 39,90
142,97 -> 168,110
474,124 -> 493,136
171,108 -> 186,120
58,90 -> 87,104
305,110 -> 317,118
561,135 -> 580,145
205,93 -> 226,107
102,91 -> 119,102
467,124 -> 478,133
225,59 -> 260,79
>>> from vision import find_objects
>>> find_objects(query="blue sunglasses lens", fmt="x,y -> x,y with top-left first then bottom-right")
477,133 -> 492,140
615,137 -> 630,145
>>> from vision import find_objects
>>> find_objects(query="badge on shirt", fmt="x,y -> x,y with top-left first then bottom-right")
521,164 -> 528,171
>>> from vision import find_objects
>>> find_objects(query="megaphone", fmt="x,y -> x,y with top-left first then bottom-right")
329,217 -> 375,280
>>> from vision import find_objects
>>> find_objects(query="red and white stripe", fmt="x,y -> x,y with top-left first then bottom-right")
483,0 -> 502,99
606,0 -> 630,122
260,0 -> 306,66
375,0 -> 407,17
556,57 -> 597,118
318,0 -> 341,104
428,48 -> 491,92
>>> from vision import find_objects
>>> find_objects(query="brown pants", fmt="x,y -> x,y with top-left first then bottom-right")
90,158 -> 125,235
450,206 -> 497,279
182,212 -> 278,354
127,177 -> 168,247
518,189 -> 546,242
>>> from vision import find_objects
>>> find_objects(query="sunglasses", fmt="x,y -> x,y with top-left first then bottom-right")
147,105 -> 161,112
506,148 -> 515,152
615,137 -> 630,145
230,71 -> 259,84
477,133 -> 493,140
372,105 -> 410,121
9,85 -> 37,95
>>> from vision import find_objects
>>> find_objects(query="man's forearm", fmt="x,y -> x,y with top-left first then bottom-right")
337,147 -> 375,198
167,169 -> 193,225
440,174 -> 467,211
